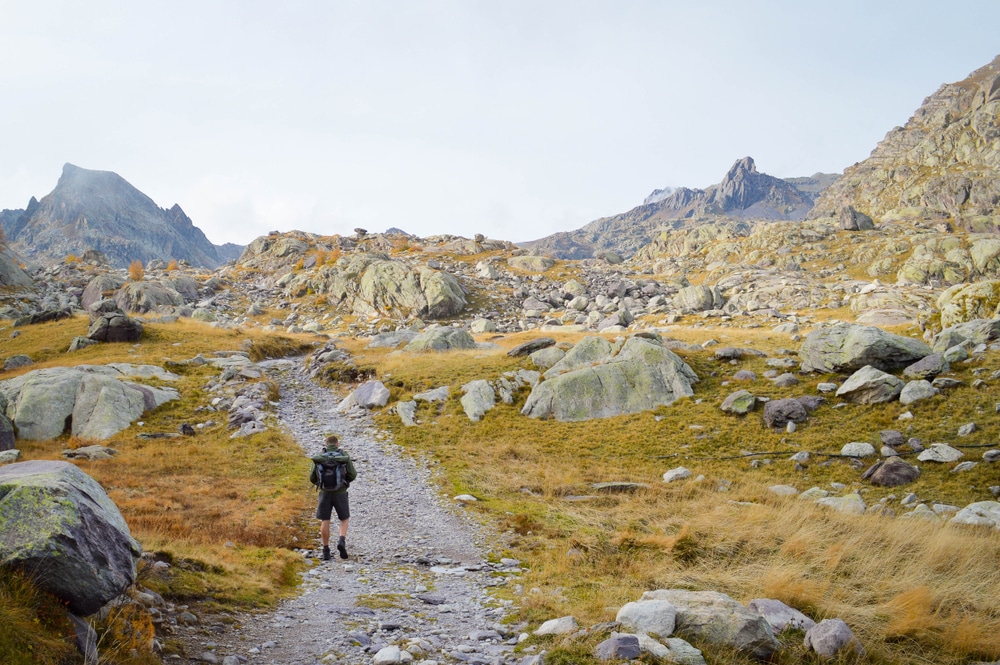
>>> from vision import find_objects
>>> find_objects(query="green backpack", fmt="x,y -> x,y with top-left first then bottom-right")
309,451 -> 350,492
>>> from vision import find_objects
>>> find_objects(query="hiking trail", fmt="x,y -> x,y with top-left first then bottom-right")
170,358 -> 525,665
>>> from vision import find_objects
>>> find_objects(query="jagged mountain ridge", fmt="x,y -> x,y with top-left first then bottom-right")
524,157 -> 838,260
0,164 -> 238,269
810,54 -> 1000,224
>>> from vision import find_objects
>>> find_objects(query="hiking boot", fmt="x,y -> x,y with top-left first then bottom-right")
322,546 -> 331,561
337,537 -> 348,559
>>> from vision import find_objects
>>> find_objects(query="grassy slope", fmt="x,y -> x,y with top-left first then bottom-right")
347,329 -> 1000,665
0,317 -> 316,663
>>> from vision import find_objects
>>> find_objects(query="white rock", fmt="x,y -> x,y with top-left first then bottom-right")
534,616 -> 578,636
840,442 -> 876,458
373,645 -> 402,664
950,501 -> 1000,529
768,485 -> 799,496
662,467 -> 692,483
917,443 -> 964,463
616,600 -> 677,637
815,493 -> 866,515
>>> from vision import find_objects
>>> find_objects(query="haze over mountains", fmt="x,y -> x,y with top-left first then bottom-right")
0,164 -> 241,270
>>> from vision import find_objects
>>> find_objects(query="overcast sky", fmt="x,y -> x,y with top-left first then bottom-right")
1,1 -> 998,246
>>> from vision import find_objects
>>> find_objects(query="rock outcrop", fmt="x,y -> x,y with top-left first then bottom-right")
0,365 -> 179,441
521,336 -> 698,421
810,54 -> 1000,225
0,460 -> 141,616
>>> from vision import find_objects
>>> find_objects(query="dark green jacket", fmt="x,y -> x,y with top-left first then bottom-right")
309,447 -> 358,494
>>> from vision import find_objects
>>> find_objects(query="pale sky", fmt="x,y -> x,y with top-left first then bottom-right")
1,1 -> 998,246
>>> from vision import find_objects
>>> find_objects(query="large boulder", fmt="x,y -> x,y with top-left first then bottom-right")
798,324 -> 931,374
355,261 -> 467,320
804,618 -> 864,658
934,318 -> 1000,348
616,599 -> 677,637
405,327 -> 477,352
81,273 -> 126,311
114,281 -> 185,313
0,460 -> 141,616
460,380 -> 496,422
0,412 -> 14,452
640,589 -> 780,661
835,366 -> 904,404
673,285 -> 724,313
86,300 -> 143,343
0,365 -> 179,441
521,337 -> 698,422
338,380 -> 390,411
0,247 -> 33,288
839,206 -> 874,231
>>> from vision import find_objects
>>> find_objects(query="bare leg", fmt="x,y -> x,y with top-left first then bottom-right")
338,518 -> 349,538
320,519 -> 331,547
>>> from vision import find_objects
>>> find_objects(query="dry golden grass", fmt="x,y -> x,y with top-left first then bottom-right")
128,259 -> 145,281
369,333 -> 1000,664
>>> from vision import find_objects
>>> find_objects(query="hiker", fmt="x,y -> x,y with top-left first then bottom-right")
310,434 -> 358,561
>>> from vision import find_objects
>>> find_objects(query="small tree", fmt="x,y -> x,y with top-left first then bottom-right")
167,259 -> 179,271
128,260 -> 145,281
315,250 -> 326,267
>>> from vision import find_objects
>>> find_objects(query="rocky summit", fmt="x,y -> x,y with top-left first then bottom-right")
523,157 -> 838,260
0,163 -> 235,269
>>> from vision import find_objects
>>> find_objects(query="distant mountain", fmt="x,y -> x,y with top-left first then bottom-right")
0,164 -> 240,269
524,157 -> 838,260
810,54 -> 1000,224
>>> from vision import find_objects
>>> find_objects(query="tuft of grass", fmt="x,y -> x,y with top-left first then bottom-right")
245,335 -> 315,362
0,569 -> 77,665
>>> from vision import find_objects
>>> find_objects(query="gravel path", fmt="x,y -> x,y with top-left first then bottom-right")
172,359 -> 525,665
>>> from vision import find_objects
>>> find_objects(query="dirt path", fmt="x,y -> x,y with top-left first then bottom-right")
170,359 -> 523,665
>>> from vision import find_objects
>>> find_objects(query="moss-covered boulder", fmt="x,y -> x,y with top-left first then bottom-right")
798,323 -> 931,374
522,337 -> 698,421
0,460 -> 141,615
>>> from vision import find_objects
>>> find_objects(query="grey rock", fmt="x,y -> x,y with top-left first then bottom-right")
720,390 -> 756,415
640,589 -> 780,660
804,618 -> 864,658
339,380 -> 390,410
673,285 -> 723,313
508,255 -> 554,272
869,457 -> 920,487
762,398 -> 808,429
984,450 -> 1000,463
529,346 -> 566,370
952,461 -> 978,473
815,493 -> 866,515
413,386 -> 450,402
943,344 -> 969,363
0,413 -> 14,452
544,336 -> 615,378
835,365 -> 904,404
616,599 -> 677,637
460,380 -> 496,422
841,442 -> 876,458
0,460 -> 141,615
816,382 -> 838,393
594,634 -> 641,660
748,598 -> 816,632
663,467 -> 692,483
367,330 -> 418,348
880,430 -> 905,447
470,318 -> 496,334
2,354 -> 33,371
950,501 -> 1000,529
839,206 -> 874,231
917,443 -> 964,463
114,281 -> 184,313
405,327 -> 476,352
534,615 -> 578,635
798,323 -> 931,374
507,338 -> 556,357
903,354 -> 948,379
522,337 -> 698,422
733,369 -> 757,381
900,380 -> 939,405
772,373 -> 799,387
958,422 -> 978,436
396,401 -> 418,427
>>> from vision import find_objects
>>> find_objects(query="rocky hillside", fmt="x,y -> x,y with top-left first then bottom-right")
524,157 -> 838,260
0,164 -> 238,269
810,54 -> 1000,225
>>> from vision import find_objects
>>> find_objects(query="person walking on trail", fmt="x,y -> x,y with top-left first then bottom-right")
310,434 -> 358,561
